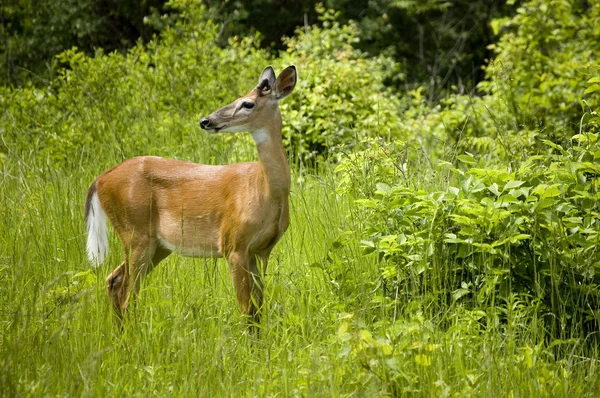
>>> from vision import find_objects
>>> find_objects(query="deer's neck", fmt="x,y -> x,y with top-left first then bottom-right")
252,112 -> 290,199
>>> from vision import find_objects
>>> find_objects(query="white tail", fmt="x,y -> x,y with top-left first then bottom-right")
84,65 -> 297,322
85,188 -> 108,267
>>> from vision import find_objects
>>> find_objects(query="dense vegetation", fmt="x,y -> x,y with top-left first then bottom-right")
1,0 -> 599,396
2,0 -> 514,92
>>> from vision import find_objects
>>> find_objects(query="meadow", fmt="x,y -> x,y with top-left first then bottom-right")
4,125 -> 598,397
1,1 -> 600,396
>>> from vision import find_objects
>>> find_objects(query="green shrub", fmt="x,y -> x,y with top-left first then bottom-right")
0,0 -> 170,87
481,0 -> 600,144
275,7 -> 405,161
1,4 -> 407,167
387,0 -> 600,167
1,2 -> 269,168
383,89 -> 534,166
337,125 -> 600,341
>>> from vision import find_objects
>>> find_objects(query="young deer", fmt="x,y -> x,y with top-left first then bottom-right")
85,65 -> 297,323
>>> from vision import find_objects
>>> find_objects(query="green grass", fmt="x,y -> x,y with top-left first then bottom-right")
0,146 -> 355,396
1,144 -> 599,397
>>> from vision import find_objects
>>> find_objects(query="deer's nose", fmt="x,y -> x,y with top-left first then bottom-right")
200,118 -> 210,129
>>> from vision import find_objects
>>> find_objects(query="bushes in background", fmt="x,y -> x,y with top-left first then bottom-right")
1,4 -> 405,167
277,8 -> 404,161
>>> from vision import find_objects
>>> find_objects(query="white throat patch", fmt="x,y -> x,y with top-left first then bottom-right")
252,128 -> 271,144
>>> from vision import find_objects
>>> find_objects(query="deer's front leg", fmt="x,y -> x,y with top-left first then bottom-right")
227,251 -> 251,315
249,253 -> 270,322
227,251 -> 264,323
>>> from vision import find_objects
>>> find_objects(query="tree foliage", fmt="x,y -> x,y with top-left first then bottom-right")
0,0 -> 168,86
1,4 -> 406,165
276,8 -> 404,161
334,0 -> 513,97
482,0 -> 599,143
2,0 -> 516,92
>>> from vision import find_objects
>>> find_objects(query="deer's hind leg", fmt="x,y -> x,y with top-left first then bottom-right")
106,235 -> 168,318
106,262 -> 127,317
249,252 -> 270,323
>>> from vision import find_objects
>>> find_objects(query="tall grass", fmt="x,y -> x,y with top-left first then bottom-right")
0,139 -> 355,396
1,130 -> 599,396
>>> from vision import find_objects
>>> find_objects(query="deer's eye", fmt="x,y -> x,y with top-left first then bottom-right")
241,101 -> 255,109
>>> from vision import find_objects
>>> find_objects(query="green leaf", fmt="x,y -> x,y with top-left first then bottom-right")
461,176 -> 472,194
452,287 -> 470,301
450,214 -> 475,225
543,187 -> 560,198
457,154 -> 476,164
497,194 -> 519,204
360,240 -> 376,255
376,183 -> 392,194
492,234 -> 531,247
571,133 -> 598,144
563,217 -> 582,225
536,197 -> 559,210
447,186 -> 459,197
584,84 -> 600,94
407,254 -> 422,261
503,180 -> 525,191
539,139 -> 566,154
470,180 -> 486,193
445,237 -> 466,244
488,183 -> 500,196
534,185 -> 561,198
397,233 -> 407,245
355,199 -> 379,208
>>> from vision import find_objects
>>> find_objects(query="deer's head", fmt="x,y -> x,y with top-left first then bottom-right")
200,65 -> 297,134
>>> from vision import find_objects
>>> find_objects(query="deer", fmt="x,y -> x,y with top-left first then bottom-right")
85,65 -> 297,324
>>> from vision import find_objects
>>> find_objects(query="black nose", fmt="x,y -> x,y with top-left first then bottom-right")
200,117 -> 210,129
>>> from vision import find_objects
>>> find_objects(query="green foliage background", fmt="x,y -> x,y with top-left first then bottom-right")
1,0 -> 600,396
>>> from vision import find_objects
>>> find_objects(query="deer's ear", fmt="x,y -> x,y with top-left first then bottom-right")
274,65 -> 297,100
258,66 -> 276,93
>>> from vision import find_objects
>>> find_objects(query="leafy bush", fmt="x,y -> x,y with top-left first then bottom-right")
1,2 -> 269,168
276,7 -> 405,161
481,0 -> 600,144
1,4 -> 407,166
381,89 -> 534,166
383,0 -> 600,167
337,125 -> 600,340
0,0 -> 169,86
203,0 -> 516,96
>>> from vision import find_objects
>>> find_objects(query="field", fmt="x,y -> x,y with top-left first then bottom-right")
2,1 -> 600,396
0,146 -> 359,396
3,139 -> 598,397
